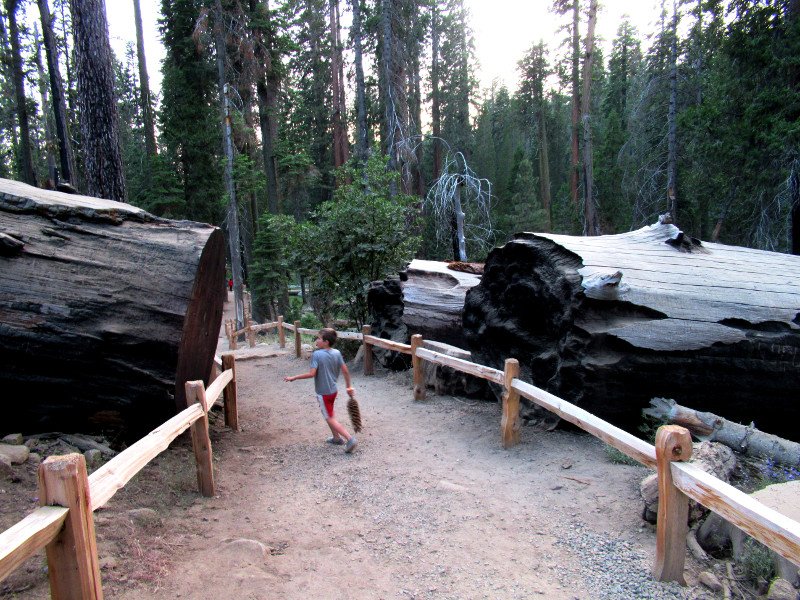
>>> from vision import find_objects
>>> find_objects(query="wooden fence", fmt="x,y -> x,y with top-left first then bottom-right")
234,317 -> 800,585
0,354 -> 238,599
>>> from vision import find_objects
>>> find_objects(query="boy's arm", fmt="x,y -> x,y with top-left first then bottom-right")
341,363 -> 354,395
284,368 -> 317,383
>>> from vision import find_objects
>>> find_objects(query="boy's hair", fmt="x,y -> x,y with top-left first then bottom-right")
319,328 -> 337,347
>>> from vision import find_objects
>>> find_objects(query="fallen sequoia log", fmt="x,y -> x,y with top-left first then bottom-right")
367,260 -> 482,371
644,398 -> 800,466
0,178 -> 225,437
463,220 -> 800,441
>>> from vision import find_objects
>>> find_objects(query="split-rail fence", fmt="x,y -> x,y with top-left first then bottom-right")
0,354 -> 238,599
230,317 -> 800,585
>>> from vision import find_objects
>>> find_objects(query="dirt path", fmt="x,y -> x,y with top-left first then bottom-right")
1,297 -> 709,599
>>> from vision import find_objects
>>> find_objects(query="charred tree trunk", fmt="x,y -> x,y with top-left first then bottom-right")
0,179 -> 225,438
463,222 -> 800,441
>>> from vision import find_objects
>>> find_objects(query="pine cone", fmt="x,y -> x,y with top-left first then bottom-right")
347,396 -> 363,433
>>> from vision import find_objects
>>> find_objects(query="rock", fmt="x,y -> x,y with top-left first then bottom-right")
0,456 -> 12,479
301,343 -> 313,360
84,449 -> 103,469
696,511 -> 732,553
698,571 -> 723,592
2,433 -> 23,445
0,444 -> 30,465
28,452 -> 41,465
640,441 -> 736,525
127,508 -> 162,529
731,481 -> 800,586
766,578 -> 797,600
222,538 -> 268,567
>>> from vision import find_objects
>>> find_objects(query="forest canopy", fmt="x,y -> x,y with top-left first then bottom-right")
0,0 -> 798,325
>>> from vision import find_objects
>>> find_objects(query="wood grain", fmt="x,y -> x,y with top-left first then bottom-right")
0,506 -> 68,583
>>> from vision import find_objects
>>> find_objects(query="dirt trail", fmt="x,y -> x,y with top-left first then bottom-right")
1,295 -> 707,599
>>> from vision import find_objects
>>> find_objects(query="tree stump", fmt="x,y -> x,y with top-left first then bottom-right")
0,179 -> 225,437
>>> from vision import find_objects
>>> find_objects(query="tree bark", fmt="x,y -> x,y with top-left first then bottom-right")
329,0 -> 348,169
667,0 -> 679,220
70,0 -> 127,201
431,2 -> 442,180
34,25 -> 57,185
463,222 -> 800,441
5,0 -> 38,186
215,0 -> 245,329
569,0 -> 580,210
644,398 -> 800,466
37,0 -> 76,187
251,0 -> 281,213
0,178 -> 224,437
350,0 -> 368,166
581,0 -> 599,235
133,0 -> 157,158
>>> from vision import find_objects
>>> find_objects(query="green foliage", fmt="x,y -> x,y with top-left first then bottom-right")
740,537 -> 775,585
299,154 -> 421,327
604,445 -> 640,466
250,213 -> 297,320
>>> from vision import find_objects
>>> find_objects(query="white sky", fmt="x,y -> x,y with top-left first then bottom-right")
105,0 -> 664,102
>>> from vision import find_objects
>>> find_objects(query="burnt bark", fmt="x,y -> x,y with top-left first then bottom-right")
70,0 -> 126,201
463,223 -> 800,441
0,179 -> 225,438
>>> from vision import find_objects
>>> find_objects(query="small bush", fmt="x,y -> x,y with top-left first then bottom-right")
604,445 -> 640,466
740,537 -> 775,586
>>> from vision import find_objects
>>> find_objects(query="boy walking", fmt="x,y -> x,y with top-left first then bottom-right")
284,328 -> 358,453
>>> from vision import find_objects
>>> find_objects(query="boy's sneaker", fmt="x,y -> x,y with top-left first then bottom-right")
344,437 -> 358,453
326,436 -> 345,445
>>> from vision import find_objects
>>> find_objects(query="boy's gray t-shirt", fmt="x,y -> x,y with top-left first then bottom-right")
311,348 -> 344,395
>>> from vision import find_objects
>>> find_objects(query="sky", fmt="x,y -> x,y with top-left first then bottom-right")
105,0 -> 664,103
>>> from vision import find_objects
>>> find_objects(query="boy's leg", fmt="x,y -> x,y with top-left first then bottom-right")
318,393 -> 351,442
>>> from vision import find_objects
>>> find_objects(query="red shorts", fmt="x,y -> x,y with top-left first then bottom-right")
317,392 -> 337,419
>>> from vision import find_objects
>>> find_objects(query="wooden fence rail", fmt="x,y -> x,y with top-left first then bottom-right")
0,354 -> 238,598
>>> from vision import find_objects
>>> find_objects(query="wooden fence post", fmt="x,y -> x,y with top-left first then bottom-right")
38,453 -> 103,600
500,358 -> 521,448
278,316 -> 285,348
221,353 -> 239,431
185,381 -> 215,497
362,325 -> 374,376
246,318 -> 255,348
653,425 -> 693,584
229,319 -> 237,350
294,320 -> 302,358
411,334 -> 425,401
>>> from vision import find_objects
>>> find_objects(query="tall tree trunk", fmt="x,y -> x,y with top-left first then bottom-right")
214,0 -> 245,329
34,25 -> 57,185
37,0 -> 75,187
70,0 -> 127,201
581,0 -> 599,236
133,0 -> 157,158
431,2 -> 442,180
791,0 -> 800,254
251,0 -> 281,213
381,0 -> 408,193
329,0 -> 348,169
666,0 -> 679,221
569,0 -> 580,210
350,0 -> 368,165
538,110 -> 552,231
5,0 -> 38,186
